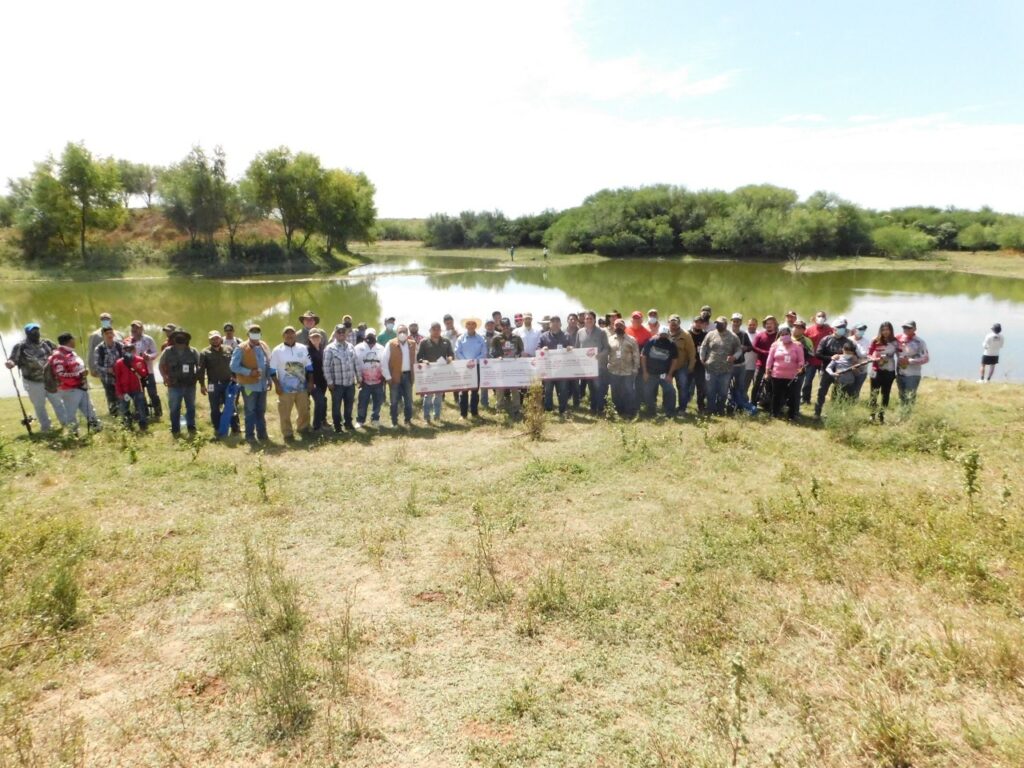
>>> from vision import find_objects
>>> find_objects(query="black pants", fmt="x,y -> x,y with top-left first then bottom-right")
814,371 -> 836,416
769,377 -> 799,419
802,365 -> 821,403
459,388 -> 479,417
869,370 -> 895,419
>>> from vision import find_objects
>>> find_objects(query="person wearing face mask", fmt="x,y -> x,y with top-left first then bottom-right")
765,325 -> 805,420
813,317 -> 853,419
230,324 -> 272,441
641,325 -> 679,418
377,317 -> 398,346
381,324 -> 417,427
269,326 -> 314,440
159,328 -> 201,437
417,321 -> 455,424
700,316 -> 742,416
606,318 -> 640,417
5,322 -> 61,432
802,310 -> 833,404
353,328 -> 385,428
199,330 -> 238,435
850,323 -> 872,398
112,338 -> 150,430
896,320 -> 929,406
221,323 -> 239,352
87,312 -> 123,378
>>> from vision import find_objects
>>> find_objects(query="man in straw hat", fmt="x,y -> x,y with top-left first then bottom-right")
455,316 -> 486,418
296,310 -> 321,346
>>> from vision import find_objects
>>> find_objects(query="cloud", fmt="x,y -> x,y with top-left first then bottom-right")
779,114 -> 828,124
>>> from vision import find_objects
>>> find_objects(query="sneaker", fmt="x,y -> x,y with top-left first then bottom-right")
369,420 -> 380,429
977,379 -> 985,384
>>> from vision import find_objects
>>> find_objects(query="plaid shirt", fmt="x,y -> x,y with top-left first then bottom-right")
323,340 -> 358,386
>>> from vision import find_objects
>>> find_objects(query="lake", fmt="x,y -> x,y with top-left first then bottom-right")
2,255 -> 1021,396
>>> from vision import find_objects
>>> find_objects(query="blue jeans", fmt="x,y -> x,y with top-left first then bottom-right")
208,380 -> 238,431
423,392 -> 443,420
609,373 -> 636,417
389,373 -> 414,424
686,367 -> 707,413
118,390 -> 149,428
705,371 -> 731,415
357,383 -> 385,423
585,374 -> 607,414
543,380 -> 569,413
241,388 -> 268,439
25,379 -> 63,432
331,384 -> 355,429
897,374 -> 921,405
311,384 -> 328,429
167,384 -> 196,433
643,374 -> 676,416
674,369 -> 691,413
729,367 -> 754,413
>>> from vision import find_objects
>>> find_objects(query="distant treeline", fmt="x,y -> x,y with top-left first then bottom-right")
421,185 -> 1024,259
0,142 -> 376,264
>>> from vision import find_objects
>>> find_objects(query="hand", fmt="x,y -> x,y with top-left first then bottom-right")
249,368 -> 258,377
4,360 -> 14,369
274,385 -> 283,396
201,386 -> 208,396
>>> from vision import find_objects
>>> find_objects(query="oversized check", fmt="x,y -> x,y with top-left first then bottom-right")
478,357 -> 537,389
413,359 -> 480,394
534,347 -> 600,380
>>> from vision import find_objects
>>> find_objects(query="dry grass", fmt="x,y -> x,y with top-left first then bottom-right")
0,379 -> 1023,766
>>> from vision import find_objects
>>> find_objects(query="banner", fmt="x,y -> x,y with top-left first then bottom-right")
413,358 -> 480,394
479,357 -> 536,389
534,347 -> 600,380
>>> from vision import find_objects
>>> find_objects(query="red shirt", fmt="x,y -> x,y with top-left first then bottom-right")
625,324 -> 651,348
804,323 -> 832,368
48,347 -> 87,390
113,355 -> 149,397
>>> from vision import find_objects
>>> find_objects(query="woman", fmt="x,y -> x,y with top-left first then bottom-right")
751,315 -> 779,408
764,325 -> 804,420
307,328 -> 329,431
868,321 -> 898,423
979,323 -> 1004,383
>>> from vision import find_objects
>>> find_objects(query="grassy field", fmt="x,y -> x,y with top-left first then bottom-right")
785,250 -> 1024,279
1,380 -> 1023,767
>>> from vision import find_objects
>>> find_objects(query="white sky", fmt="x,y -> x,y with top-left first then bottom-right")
2,0 -> 1022,217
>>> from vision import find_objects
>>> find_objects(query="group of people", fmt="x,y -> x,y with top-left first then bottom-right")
3,303 -> 993,440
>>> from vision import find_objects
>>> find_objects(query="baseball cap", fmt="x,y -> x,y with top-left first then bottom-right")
793,319 -> 807,328
715,316 -> 728,324
365,327 -> 377,336
334,323 -> 347,333
778,325 -> 792,335
23,322 -> 40,332
701,305 -> 712,312
647,308 -> 658,316
162,323 -> 177,333
613,318 -> 626,327
731,313 -> 743,320
631,311 -> 643,320
223,323 -> 234,331
668,314 -> 682,323
282,325 -> 296,334
658,325 -> 670,336
100,312 -> 112,320
834,316 -> 849,328
902,320 -> 917,330
130,320 -> 143,328
247,324 -> 262,333
208,330 -> 222,340
785,309 -> 798,317
855,322 -> 868,330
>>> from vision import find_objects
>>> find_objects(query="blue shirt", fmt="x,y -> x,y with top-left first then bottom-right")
455,332 -> 487,360
230,343 -> 271,392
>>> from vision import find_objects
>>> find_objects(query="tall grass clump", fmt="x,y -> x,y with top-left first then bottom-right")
523,381 -> 546,440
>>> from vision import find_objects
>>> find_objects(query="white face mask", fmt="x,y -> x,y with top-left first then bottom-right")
815,317 -> 826,326
249,332 -> 261,341
386,323 -> 395,331
397,332 -> 408,343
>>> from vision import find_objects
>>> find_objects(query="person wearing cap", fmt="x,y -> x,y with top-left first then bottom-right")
112,338 -> 150,430
455,317 -> 487,418
802,310 -> 833,404
230,325 -> 272,441
377,317 -> 397,346
764,325 -> 805,420
607,318 -> 640,417
269,326 -> 314,440
491,318 -> 525,418
199,330 -> 238,435
751,316 -> 779,407
625,311 -> 652,349
6,322 -> 61,432
896,321 -> 929,405
784,309 -> 798,328
825,340 -> 865,400
381,324 -> 417,427
222,323 -> 239,352
744,316 -> 759,398
296,310 -> 321,347
686,315 -> 709,414
324,324 -> 359,432
353,328 -> 385,428
417,322 -> 455,424
666,314 -> 696,415
159,328 -> 201,436
645,314 -> 660,344
159,323 -> 178,351
48,333 -> 101,433
851,322 -> 872,397
127,320 -> 162,420
576,311 -> 610,415
87,312 -> 123,377
513,313 -> 541,356
979,323 -> 1004,383
790,320 -> 814,417
93,327 -> 125,416
699,316 -> 742,416
728,314 -> 756,415
700,305 -> 712,324
537,316 -> 573,416
306,328 -> 330,431
641,325 -> 679,417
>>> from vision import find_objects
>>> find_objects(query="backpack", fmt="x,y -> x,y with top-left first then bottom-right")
43,357 -> 59,394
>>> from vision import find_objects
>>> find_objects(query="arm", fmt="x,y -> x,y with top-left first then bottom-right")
158,349 -> 170,384
765,345 -> 776,376
380,344 -> 392,382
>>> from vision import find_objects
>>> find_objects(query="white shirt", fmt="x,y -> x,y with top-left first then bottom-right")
380,341 -> 412,381
514,326 -> 542,356
983,332 -> 1004,356
269,342 -> 312,393
354,342 -> 384,385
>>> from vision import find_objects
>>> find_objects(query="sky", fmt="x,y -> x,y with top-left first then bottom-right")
2,0 -> 1023,217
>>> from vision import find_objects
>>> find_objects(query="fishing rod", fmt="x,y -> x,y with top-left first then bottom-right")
0,334 -> 35,436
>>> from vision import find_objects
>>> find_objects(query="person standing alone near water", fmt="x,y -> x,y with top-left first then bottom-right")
978,323 -> 1004,383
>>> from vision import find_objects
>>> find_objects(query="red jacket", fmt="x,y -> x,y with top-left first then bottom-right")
114,355 -> 149,397
48,346 -> 87,391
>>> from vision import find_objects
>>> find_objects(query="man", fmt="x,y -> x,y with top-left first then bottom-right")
896,320 -> 930,406
222,323 -> 239,352
728,313 -> 756,415
576,311 -> 609,415
5,322 -> 61,432
324,324 -> 359,433
160,323 -> 177,350
513,312 -> 541,356
113,338 -> 149,430
744,316 -> 760,398
377,317 -> 398,346
93,327 -> 124,416
625,310 -> 652,349
353,328 -> 385,428
565,312 -> 583,408
700,316 -> 742,416
381,324 -> 417,427
851,322 -> 872,397
667,314 -> 697,415
481,318 -> 498,410
491,318 -> 525,417
87,312 -> 122,377
802,310 -> 833,404
751,316 -> 779,406
269,326 -> 313,440
537,316 -> 572,415
229,324 -> 272,442
128,320 -> 162,420
48,333 -> 101,433
408,322 -> 424,344
513,313 -> 524,329
416,322 -> 454,424
813,317 -> 853,419
790,320 -> 815,418
353,322 -> 367,346
641,325 -> 678,417
607,318 -> 640,418
688,315 -> 708,413
456,317 -> 487,418
441,314 -> 459,346
296,310 -> 320,346
784,309 -> 799,328
199,330 -> 238,435
159,328 -> 200,437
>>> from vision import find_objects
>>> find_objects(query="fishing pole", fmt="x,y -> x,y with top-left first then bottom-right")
0,334 -> 35,436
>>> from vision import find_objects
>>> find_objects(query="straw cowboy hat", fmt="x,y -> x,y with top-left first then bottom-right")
461,317 -> 483,329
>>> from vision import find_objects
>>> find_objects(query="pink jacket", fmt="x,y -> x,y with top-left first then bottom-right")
765,338 -> 805,380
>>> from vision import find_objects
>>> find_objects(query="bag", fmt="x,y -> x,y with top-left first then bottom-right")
43,359 -> 59,394
756,377 -> 772,410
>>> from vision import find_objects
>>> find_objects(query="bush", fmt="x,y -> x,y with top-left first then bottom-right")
871,225 -> 935,260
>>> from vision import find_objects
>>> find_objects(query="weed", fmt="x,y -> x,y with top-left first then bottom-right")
254,451 -> 270,502
857,696 -> 936,768
402,482 -> 421,518
526,566 -> 572,617
710,654 -> 749,767
502,679 -> 541,722
183,431 -> 209,463
823,395 -> 864,446
320,589 -> 361,698
617,424 -> 652,462
523,381 -> 546,441
118,425 -> 139,464
468,501 -> 507,606
958,448 -> 981,503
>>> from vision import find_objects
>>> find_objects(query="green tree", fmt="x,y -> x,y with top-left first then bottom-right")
245,148 -> 323,252
58,142 -> 124,260
10,161 -> 79,258
995,220 -> 1024,251
315,169 -> 377,255
872,225 -> 935,260
158,146 -> 226,247
956,222 -> 997,252
117,161 -> 159,208
221,178 -> 262,253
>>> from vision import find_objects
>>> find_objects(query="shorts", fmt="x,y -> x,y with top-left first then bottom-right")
981,355 -> 999,365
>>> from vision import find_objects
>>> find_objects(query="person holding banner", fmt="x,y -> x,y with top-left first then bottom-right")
455,318 -> 487,418
576,311 -> 609,415
490,318 -> 525,418
537,316 -> 572,415
416,322 -> 454,424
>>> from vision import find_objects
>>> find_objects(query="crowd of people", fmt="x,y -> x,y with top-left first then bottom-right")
2,303 -> 998,441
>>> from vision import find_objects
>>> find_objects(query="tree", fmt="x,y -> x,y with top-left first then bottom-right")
872,225 -> 935,259
956,222 -> 997,252
10,161 -> 79,258
158,146 -> 225,247
315,169 -> 376,255
995,220 -> 1024,251
245,147 -> 323,251
57,142 -> 124,260
221,178 -> 261,253
117,161 -> 159,208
